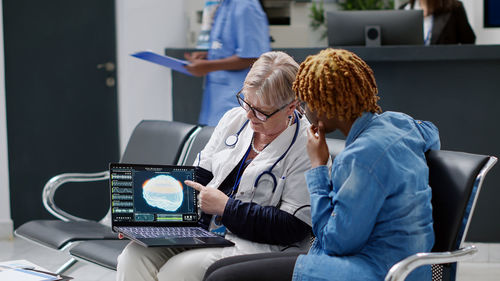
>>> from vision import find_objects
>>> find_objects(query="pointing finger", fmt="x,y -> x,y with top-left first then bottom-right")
184,180 -> 205,192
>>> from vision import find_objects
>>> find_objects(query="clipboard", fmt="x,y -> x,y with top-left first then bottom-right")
131,51 -> 193,76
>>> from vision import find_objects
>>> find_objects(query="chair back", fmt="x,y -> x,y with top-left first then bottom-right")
426,150 -> 496,281
120,120 -> 197,165
427,150 -> 494,252
326,138 -> 345,158
180,125 -> 215,165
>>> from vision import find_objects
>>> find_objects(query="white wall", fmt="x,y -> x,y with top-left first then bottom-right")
0,0 -> 13,240
116,0 -> 187,153
462,0 -> 500,44
269,2 -> 339,48
184,0 -> 338,49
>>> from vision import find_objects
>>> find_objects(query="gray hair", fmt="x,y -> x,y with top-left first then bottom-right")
243,51 -> 299,108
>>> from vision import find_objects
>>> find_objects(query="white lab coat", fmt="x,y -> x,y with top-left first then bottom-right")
195,107 -> 312,255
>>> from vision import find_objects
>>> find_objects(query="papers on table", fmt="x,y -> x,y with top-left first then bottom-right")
0,260 -> 72,281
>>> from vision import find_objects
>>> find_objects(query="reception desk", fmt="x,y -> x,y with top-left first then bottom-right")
166,45 -> 500,242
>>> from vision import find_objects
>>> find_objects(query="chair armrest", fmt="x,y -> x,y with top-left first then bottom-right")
384,245 -> 477,281
42,171 -> 110,222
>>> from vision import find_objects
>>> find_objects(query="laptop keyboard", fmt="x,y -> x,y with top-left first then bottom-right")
118,226 -> 217,239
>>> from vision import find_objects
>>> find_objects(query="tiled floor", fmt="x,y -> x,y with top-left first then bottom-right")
1,237 -> 500,280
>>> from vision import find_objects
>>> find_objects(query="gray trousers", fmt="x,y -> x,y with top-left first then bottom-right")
116,241 -> 226,281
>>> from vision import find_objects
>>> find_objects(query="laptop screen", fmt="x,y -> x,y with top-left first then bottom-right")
110,163 -> 199,226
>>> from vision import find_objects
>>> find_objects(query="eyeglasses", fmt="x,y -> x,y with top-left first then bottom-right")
236,90 -> 290,122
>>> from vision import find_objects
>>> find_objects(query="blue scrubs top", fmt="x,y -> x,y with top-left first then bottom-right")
199,0 -> 270,126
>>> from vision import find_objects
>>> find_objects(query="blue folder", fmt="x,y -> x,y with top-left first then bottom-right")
131,51 -> 193,76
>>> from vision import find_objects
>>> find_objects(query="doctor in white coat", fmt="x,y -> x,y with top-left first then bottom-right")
116,51 -> 313,281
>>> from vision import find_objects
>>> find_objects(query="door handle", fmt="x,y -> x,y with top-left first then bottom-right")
97,62 -> 115,72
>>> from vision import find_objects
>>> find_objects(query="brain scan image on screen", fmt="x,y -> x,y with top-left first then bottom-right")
142,175 -> 184,211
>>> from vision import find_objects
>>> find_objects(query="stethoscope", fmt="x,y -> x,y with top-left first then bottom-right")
225,119 -> 249,146
225,111 -> 301,195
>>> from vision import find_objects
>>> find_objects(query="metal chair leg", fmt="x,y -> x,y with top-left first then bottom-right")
55,257 -> 78,275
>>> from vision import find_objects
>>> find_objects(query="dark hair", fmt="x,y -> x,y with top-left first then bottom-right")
409,0 -> 455,14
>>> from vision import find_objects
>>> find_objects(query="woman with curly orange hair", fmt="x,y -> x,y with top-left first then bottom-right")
292,48 -> 440,281
204,48 -> 441,281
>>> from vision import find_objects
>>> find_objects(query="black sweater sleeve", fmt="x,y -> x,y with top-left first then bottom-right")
195,166 -> 214,186
194,166 -> 214,230
221,198 -> 311,245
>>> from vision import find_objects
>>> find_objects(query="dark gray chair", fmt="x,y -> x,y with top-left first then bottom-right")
15,120 -> 198,273
68,125 -> 217,271
67,240 -> 127,271
182,125 -> 215,166
325,137 -> 345,158
386,150 -> 497,281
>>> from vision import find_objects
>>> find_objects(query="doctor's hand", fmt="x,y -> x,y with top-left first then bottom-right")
307,121 -> 330,168
184,180 -> 229,216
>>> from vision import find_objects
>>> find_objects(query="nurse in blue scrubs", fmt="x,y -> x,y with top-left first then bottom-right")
185,0 -> 270,126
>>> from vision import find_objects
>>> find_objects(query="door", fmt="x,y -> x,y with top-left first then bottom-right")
3,0 -> 119,227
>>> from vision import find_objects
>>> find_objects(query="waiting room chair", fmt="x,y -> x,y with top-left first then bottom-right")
182,125 -> 215,166
15,120 -> 198,273
326,138 -> 345,159
385,150 -> 497,281
68,124 -> 217,270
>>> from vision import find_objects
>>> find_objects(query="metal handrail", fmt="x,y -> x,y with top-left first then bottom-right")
457,156 -> 497,248
384,245 -> 477,281
42,171 -> 110,222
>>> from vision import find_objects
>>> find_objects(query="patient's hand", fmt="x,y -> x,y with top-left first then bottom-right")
307,121 -> 329,168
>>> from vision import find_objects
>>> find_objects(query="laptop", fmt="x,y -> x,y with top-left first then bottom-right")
110,163 -> 234,248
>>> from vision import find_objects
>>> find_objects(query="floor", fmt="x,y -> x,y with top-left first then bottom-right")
0,237 -> 116,280
1,237 -> 500,281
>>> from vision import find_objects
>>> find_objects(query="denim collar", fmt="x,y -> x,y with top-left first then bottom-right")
345,112 -> 377,147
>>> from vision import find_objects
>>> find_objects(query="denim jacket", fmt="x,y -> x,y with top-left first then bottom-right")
293,111 -> 440,281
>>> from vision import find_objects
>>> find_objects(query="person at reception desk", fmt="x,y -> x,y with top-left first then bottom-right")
400,0 -> 475,45
184,0 -> 270,126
